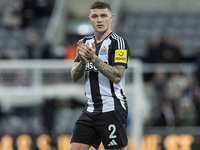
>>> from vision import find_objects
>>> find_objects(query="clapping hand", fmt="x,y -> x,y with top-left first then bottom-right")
77,40 -> 97,63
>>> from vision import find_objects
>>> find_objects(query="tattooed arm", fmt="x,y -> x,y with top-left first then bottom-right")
71,40 -> 87,82
71,62 -> 86,82
93,57 -> 125,84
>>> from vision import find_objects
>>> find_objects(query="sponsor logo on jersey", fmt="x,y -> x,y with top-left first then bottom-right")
86,62 -> 98,72
99,46 -> 107,55
114,49 -> 127,63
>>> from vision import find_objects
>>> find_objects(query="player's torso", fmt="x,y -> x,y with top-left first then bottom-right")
83,34 -> 127,113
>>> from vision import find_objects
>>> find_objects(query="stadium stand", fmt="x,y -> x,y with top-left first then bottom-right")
0,0 -> 53,59
117,10 -> 200,61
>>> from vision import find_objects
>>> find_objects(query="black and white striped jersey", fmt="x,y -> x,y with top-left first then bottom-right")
74,31 -> 130,113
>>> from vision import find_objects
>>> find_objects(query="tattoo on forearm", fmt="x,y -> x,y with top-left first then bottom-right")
71,63 -> 86,81
93,57 -> 125,82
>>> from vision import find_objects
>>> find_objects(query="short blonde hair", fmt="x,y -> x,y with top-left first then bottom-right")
90,1 -> 111,11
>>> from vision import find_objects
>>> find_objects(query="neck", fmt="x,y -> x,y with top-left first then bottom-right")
95,29 -> 112,43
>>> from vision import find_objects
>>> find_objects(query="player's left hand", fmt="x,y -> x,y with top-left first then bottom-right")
82,42 -> 97,62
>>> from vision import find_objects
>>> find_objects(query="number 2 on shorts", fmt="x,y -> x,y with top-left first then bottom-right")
108,124 -> 117,139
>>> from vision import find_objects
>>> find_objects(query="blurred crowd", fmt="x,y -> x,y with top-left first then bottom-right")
143,34 -> 200,127
2,0 -> 54,29
0,97 -> 85,135
145,71 -> 200,127
0,0 -> 79,60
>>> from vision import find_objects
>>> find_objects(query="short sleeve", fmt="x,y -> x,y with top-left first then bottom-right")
111,39 -> 130,68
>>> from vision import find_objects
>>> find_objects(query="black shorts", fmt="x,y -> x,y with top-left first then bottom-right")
70,108 -> 128,149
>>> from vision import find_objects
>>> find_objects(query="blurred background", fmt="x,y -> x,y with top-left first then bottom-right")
0,0 -> 200,149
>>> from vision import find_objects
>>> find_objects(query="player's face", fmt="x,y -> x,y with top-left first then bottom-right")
88,8 -> 114,34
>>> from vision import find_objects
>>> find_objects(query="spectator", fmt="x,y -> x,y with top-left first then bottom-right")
156,35 -> 182,63
144,37 -> 158,81
25,32 -> 39,59
21,0 -> 36,28
154,101 -> 175,126
152,70 -> 168,102
194,87 -> 200,126
0,103 -> 4,120
42,98 -> 57,135
165,72 -> 187,111
195,48 -> 200,85
145,37 -> 158,63
145,34 -> 182,63
2,0 -> 23,29
35,0 -> 54,17
168,36 -> 183,62
184,74 -> 198,102
175,96 -> 197,126
41,42 -> 53,59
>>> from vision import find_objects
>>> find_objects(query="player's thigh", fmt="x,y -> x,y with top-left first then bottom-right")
98,108 -> 128,149
71,111 -> 101,149
69,142 -> 91,150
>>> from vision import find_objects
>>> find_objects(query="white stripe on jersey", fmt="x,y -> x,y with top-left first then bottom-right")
83,38 -> 95,112
97,37 -> 116,112
111,33 -> 125,49
85,71 -> 95,112
98,70 -> 115,112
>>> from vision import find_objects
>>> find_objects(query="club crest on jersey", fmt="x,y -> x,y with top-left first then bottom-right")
86,62 -> 98,72
99,46 -> 107,55
114,49 -> 127,63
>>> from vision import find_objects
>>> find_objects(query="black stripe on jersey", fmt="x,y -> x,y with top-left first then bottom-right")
120,89 -> 126,100
89,71 -> 102,112
109,80 -> 123,110
120,89 -> 128,110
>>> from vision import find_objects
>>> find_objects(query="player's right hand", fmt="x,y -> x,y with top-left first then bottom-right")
77,40 -> 87,64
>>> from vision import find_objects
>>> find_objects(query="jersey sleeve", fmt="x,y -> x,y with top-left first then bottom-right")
111,38 -> 130,68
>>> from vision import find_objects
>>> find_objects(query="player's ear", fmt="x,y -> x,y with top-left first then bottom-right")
110,14 -> 114,22
88,16 -> 91,23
